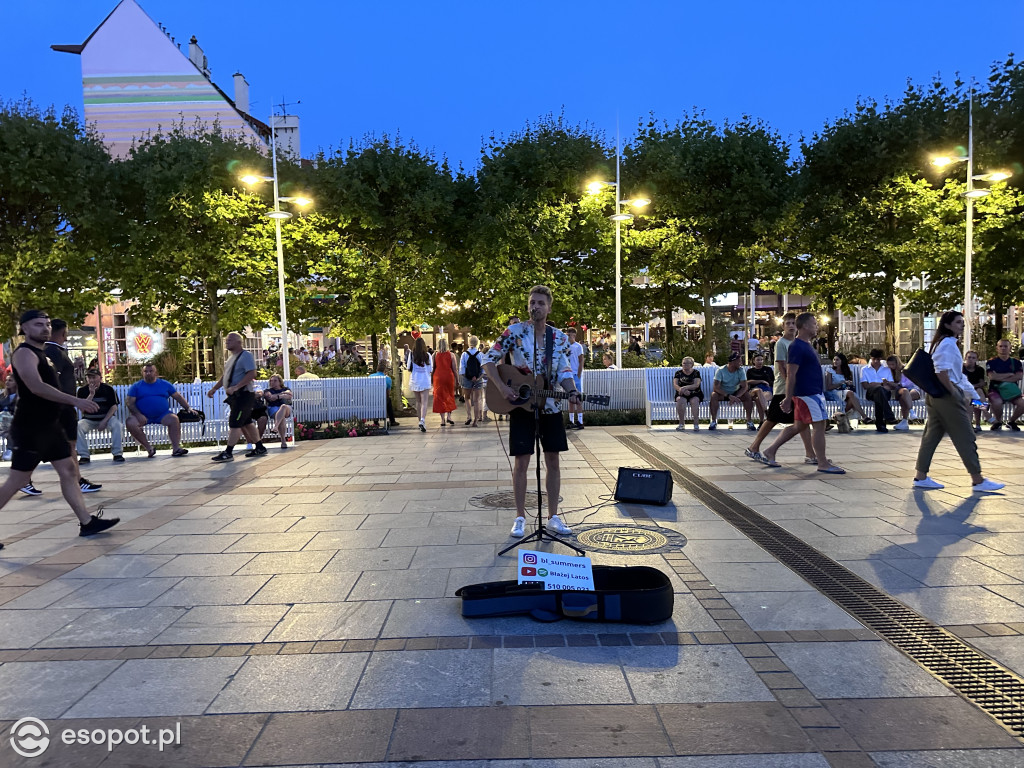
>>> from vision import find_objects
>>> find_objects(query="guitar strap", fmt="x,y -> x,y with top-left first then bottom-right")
544,325 -> 555,385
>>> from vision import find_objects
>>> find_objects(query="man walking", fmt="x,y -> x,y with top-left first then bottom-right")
0,310 -> 119,550
760,313 -> 845,473
40,319 -> 101,495
484,285 -> 581,538
566,327 -> 586,430
208,333 -> 264,462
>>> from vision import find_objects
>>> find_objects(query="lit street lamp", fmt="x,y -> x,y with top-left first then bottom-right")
241,117 -> 312,381
586,139 -> 650,368
931,90 -> 1012,353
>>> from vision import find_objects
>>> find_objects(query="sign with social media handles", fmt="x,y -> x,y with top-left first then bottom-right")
517,549 -> 595,591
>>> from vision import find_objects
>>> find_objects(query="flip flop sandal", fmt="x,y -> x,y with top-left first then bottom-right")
744,448 -> 761,460
759,455 -> 781,468
817,465 -> 846,474
146,448 -> 157,458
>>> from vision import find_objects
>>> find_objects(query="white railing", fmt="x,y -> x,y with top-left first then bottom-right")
579,369 -> 647,411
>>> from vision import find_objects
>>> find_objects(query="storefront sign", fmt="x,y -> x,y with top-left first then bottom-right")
126,326 -> 164,361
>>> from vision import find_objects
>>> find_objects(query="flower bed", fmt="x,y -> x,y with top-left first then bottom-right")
295,419 -> 386,440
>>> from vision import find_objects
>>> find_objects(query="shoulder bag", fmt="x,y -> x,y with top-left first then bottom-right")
904,347 -> 946,398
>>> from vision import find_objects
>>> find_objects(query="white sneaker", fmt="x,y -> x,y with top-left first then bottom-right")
547,515 -> 573,535
894,420 -> 910,431
850,419 -> 859,431
510,516 -> 526,537
973,479 -> 1006,493
913,477 -> 944,490
693,424 -> 700,431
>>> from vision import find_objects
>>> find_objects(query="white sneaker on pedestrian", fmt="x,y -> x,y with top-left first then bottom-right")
894,420 -> 910,431
510,516 -> 526,537
913,477 -> 944,490
547,515 -> 573,535
973,478 -> 1006,493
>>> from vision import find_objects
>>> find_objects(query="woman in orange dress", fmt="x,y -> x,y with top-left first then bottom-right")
431,338 -> 458,426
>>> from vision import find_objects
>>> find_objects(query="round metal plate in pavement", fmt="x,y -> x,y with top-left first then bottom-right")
470,491 -> 562,510
572,524 -> 686,555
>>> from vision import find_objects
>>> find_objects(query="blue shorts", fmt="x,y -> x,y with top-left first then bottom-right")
824,389 -> 844,403
140,409 -> 171,424
571,374 -> 581,391
461,376 -> 484,390
267,405 -> 282,419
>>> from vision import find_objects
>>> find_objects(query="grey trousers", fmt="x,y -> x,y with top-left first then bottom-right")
915,390 -> 982,476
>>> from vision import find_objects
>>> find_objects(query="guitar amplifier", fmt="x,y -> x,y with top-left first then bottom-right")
614,467 -> 673,506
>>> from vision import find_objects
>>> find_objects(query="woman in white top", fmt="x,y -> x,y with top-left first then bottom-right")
408,337 -> 433,432
913,310 -> 1004,492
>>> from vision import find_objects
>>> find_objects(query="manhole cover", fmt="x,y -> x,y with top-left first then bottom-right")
573,524 -> 685,555
470,491 -> 562,509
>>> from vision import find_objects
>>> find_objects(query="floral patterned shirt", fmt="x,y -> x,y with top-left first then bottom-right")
486,322 -> 574,413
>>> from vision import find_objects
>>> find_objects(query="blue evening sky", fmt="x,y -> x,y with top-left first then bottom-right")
4,1 -> 1023,169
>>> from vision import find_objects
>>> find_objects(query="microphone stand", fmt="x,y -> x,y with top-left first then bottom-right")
499,315 -> 583,557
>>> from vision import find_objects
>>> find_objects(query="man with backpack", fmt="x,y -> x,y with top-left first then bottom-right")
460,335 -> 485,426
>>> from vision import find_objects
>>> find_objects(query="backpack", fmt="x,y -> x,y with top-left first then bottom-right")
464,349 -> 482,379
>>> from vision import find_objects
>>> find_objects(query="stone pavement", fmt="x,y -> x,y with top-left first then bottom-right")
0,421 -> 1021,767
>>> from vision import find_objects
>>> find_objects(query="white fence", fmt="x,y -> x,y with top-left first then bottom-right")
578,369 -> 647,411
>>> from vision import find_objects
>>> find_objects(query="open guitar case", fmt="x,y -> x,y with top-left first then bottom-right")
456,565 -> 674,623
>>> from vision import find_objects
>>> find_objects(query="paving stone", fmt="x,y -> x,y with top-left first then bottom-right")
98,713 -> 268,767
153,604 -> 289,645
350,649 -> 493,709
660,756 -> 830,768
266,601 -> 391,642
868,749 -> 1024,767
529,704 -> 673,758
823,697 -> 1022,750
621,645 -> 774,704
38,606 -> 185,648
0,659 -> 123,718
493,647 -> 631,705
243,709 -> 396,765
389,706 -> 530,760
657,701 -> 813,755
208,652 -> 370,712
64,656 -> 246,718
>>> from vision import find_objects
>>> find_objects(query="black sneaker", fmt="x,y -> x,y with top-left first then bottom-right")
211,452 -> 234,462
1009,422 -> 1021,432
244,447 -> 268,458
80,479 -> 102,493
576,423 -> 584,430
79,510 -> 120,537
78,456 -> 91,465
19,483 -> 42,496
113,455 -> 125,463
991,422 -> 1003,431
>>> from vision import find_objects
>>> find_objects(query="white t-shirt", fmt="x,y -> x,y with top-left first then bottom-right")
860,363 -> 892,386
746,337 -> 760,352
568,342 -> 585,375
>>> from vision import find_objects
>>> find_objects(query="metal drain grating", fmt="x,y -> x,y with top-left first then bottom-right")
616,434 -> 1024,738
469,491 -> 562,510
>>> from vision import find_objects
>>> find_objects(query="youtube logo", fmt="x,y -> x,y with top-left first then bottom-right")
521,566 -> 537,577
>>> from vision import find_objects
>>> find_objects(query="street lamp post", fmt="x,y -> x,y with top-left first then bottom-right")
931,90 -> 1012,353
587,139 -> 650,368
241,117 -> 311,382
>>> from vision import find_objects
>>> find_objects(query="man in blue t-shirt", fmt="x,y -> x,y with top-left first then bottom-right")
760,313 -> 844,474
126,363 -> 195,458
369,362 -> 398,427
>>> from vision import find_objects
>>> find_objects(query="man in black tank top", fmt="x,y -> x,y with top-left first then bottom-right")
0,310 -> 119,550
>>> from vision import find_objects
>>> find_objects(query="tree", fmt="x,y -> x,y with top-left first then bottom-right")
113,125 -> 328,377
454,115 -> 615,338
312,136 -> 457,407
627,114 -> 793,355
0,99 -> 116,338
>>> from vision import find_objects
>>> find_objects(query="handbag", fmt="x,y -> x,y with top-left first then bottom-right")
995,382 -> 1023,401
903,347 -> 946,398
177,408 -> 206,436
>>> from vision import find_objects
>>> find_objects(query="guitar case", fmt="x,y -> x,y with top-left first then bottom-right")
456,565 -> 674,624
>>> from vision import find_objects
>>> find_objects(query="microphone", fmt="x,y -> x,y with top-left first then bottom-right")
530,308 -> 542,320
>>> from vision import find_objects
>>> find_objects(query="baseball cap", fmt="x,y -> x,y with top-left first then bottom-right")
728,352 -> 742,362
19,309 -> 49,325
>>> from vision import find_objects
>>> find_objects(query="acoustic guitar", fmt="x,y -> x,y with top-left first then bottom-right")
485,364 -> 611,415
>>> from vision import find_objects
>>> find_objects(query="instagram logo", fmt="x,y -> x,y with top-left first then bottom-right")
523,554 -> 537,564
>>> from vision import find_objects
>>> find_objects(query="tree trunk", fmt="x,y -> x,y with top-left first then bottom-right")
370,333 -> 378,367
994,297 -> 1005,340
826,295 -> 837,358
702,283 -> 714,359
664,284 -> 675,344
387,287 -> 402,411
883,277 -> 897,356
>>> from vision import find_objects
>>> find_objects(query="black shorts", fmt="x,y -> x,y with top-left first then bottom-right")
508,408 -> 569,456
9,421 -> 72,472
675,390 -> 704,402
59,406 -> 77,442
228,391 -> 256,429
251,404 -> 268,421
766,394 -> 794,425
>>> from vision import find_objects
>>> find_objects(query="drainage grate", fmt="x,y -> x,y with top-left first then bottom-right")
616,434 -> 1024,739
469,491 -> 561,510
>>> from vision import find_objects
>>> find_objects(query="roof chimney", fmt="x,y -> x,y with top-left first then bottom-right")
233,73 -> 250,114
188,35 -> 210,78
